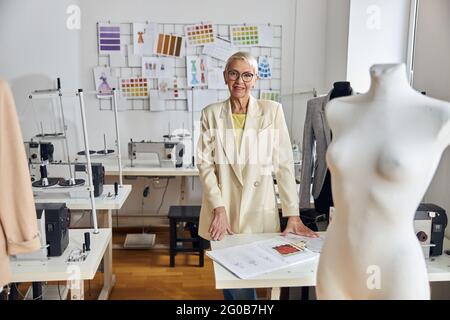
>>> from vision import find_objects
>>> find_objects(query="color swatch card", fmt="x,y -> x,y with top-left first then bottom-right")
260,90 -> 281,102
155,33 -> 184,57
258,56 -> 273,79
207,67 -> 227,90
186,55 -> 208,87
93,66 -> 117,97
158,77 -> 187,100
133,22 -> 157,56
98,23 -> 121,54
185,22 -> 216,46
120,77 -> 149,98
202,37 -> 234,62
230,25 -> 259,46
142,57 -> 175,78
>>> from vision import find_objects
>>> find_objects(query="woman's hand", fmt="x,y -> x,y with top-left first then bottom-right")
209,206 -> 234,241
281,216 -> 318,237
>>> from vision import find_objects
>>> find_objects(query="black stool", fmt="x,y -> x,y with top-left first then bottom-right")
168,205 -> 206,267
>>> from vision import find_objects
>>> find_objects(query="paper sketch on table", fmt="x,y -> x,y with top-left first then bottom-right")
281,234 -> 325,253
258,56 -> 273,79
187,89 -> 218,112
93,66 -> 117,98
202,37 -> 234,62
142,57 -> 175,78
133,22 -> 157,56
158,77 -> 187,100
186,55 -> 208,87
207,236 -> 318,279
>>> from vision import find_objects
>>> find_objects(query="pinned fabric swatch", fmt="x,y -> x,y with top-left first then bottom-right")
98,23 -> 121,54
185,22 -> 216,46
120,77 -> 149,98
155,33 -> 184,57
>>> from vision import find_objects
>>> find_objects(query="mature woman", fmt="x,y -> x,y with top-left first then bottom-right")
197,52 -> 317,299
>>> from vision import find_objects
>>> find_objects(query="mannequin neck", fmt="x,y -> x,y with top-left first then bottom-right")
367,64 -> 411,97
330,81 -> 353,100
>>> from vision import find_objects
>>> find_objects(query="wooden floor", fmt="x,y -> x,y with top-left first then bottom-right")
13,227 -> 270,300
78,227 -> 223,300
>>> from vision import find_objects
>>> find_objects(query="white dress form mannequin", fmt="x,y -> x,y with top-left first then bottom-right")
316,63 -> 450,300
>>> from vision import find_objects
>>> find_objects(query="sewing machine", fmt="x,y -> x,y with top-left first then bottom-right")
128,139 -> 184,168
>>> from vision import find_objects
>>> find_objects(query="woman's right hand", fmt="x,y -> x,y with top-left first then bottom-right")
209,206 -> 234,241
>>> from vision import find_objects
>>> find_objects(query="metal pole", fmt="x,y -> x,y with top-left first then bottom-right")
191,87 -> 195,168
57,78 -> 75,184
77,89 -> 99,234
112,88 -> 123,186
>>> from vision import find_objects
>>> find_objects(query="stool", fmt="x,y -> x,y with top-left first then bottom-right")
168,205 -> 205,267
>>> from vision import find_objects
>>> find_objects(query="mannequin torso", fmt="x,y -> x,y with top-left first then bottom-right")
316,64 -> 450,299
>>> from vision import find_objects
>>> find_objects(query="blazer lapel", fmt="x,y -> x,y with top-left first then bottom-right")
217,99 -> 244,186
240,96 -> 263,167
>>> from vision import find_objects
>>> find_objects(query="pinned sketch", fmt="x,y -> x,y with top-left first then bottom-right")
230,25 -> 259,46
149,90 -> 166,111
207,67 -> 227,90
120,77 -> 149,98
142,57 -> 175,79
186,56 -> 208,87
93,67 -> 117,97
258,24 -> 274,47
260,90 -> 281,102
187,89 -> 218,112
109,45 -> 126,67
158,78 -> 187,100
258,56 -> 273,79
155,33 -> 184,57
98,23 -> 121,54
202,37 -> 234,62
133,22 -> 157,56
185,22 -> 216,46
127,45 -> 142,67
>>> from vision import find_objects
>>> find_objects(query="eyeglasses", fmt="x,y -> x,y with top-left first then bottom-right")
227,70 -> 255,82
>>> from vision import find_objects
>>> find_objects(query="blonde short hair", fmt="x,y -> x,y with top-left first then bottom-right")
225,51 -> 259,74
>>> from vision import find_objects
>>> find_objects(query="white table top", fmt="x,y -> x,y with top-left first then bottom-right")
103,159 -> 199,176
210,233 -> 450,289
10,229 -> 111,282
33,184 -> 132,210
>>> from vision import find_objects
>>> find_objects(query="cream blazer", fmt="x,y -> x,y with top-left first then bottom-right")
0,79 -> 40,286
197,96 -> 299,240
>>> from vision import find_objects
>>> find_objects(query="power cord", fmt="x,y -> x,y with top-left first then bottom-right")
157,178 -> 170,214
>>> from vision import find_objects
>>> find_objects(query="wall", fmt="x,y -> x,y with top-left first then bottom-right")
0,0 -> 335,223
414,0 -> 450,240
346,0 -> 412,93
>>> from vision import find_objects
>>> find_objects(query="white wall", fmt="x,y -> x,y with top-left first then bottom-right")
346,0 -> 411,93
0,0 -> 335,222
414,0 -> 450,240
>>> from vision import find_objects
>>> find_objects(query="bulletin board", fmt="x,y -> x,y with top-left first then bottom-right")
95,22 -> 283,112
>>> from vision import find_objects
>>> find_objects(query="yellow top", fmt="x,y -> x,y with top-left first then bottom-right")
231,113 -> 247,152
